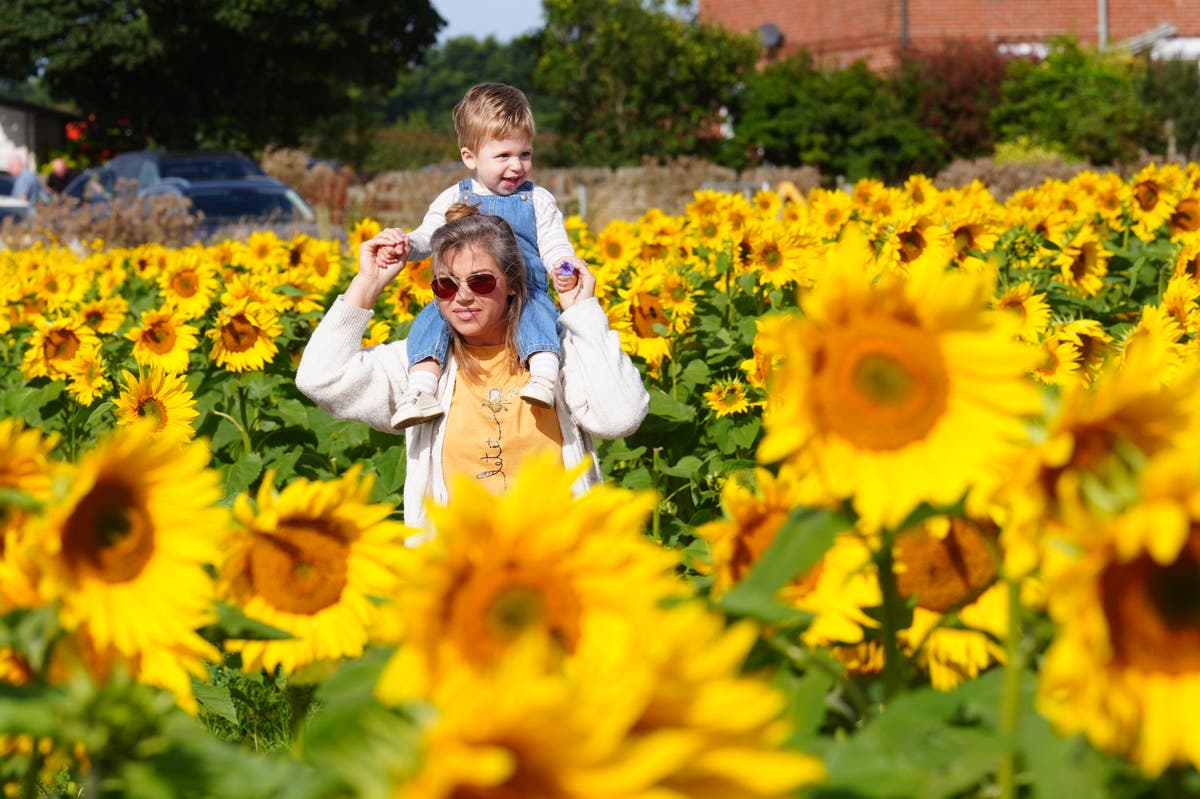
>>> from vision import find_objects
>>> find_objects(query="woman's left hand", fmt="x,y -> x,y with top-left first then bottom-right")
557,260 -> 596,310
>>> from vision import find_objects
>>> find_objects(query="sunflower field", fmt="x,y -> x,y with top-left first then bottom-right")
3,162 -> 1200,798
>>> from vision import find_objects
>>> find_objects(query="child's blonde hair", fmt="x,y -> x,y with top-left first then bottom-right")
452,83 -> 536,154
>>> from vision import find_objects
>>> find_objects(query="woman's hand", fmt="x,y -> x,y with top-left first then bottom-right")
556,259 -> 596,310
343,229 -> 410,309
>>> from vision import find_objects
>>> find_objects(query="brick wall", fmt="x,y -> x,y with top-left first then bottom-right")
699,0 -> 1200,67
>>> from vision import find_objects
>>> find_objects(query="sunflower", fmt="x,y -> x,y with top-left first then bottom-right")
20,313 -> 101,381
222,467 -> 408,675
742,313 -> 793,391
587,600 -> 827,797
1128,162 -> 1182,241
657,268 -> 699,329
892,514 -> 1011,691
1117,304 -> 1186,382
877,210 -> 955,274
752,187 -> 782,220
945,206 -> 1002,271
388,256 -> 436,321
993,281 -> 1051,343
807,188 -> 855,240
1093,172 -> 1130,226
78,295 -> 129,335
608,270 -> 674,376
1032,334 -> 1084,388
744,219 -> 814,287
1173,237 -> 1200,282
373,454 -> 677,704
1037,449 -> 1200,776
395,602 -> 824,799
63,342 -> 111,406
158,247 -> 219,319
126,243 -> 169,282
1167,193 -> 1200,243
1050,224 -> 1110,297
31,425 -> 227,710
988,344 -> 1200,576
348,218 -> 382,253
124,307 -> 201,374
242,230 -> 287,271
1054,318 -> 1115,384
206,299 -> 283,372
0,420 -> 60,612
363,320 -> 392,348
115,367 -> 200,442
1161,274 -> 1200,338
593,219 -> 638,271
903,174 -> 940,212
757,223 -> 1042,531
704,378 -> 753,418
292,236 -> 344,296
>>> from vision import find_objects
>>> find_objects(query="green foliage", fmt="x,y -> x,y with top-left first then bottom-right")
1137,56 -> 1200,161
992,135 -> 1077,164
385,33 -> 556,133
0,0 -> 444,154
535,0 -> 759,166
991,37 -> 1154,165
724,52 -> 945,183
892,39 -> 1012,159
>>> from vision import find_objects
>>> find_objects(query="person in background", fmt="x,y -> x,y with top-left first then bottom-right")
46,157 -> 79,194
295,203 -> 648,532
379,83 -> 585,430
7,153 -> 46,203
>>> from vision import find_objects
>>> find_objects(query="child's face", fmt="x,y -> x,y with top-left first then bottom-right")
461,134 -> 533,196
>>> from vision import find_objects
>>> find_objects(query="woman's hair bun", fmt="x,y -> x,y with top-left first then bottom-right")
444,201 -> 482,223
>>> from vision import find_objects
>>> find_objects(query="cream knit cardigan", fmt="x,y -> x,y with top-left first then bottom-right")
295,296 -> 650,531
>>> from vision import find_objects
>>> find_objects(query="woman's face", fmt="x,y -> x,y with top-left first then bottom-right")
435,245 -> 515,346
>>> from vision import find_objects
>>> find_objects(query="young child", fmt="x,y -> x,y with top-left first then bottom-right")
381,83 -> 583,430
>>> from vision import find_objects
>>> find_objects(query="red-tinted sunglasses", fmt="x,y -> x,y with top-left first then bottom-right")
431,273 -> 499,299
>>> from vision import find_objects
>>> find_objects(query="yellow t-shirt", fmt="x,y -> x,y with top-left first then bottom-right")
442,344 -> 564,496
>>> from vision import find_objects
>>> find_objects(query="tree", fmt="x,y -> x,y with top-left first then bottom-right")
535,0 -> 759,167
724,52 -> 945,184
0,0 -> 443,154
990,36 -> 1154,165
385,33 -> 555,131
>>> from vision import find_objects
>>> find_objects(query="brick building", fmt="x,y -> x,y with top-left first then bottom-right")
698,0 -> 1200,68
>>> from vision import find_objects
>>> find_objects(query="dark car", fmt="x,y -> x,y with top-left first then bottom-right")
107,150 -> 265,189
138,176 -> 334,241
62,166 -> 122,204
0,170 -> 14,196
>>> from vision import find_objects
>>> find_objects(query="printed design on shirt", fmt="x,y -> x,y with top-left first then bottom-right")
476,386 -> 519,488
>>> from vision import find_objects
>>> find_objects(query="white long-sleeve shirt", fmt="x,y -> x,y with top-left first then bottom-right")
406,180 -> 576,274
295,296 -> 649,531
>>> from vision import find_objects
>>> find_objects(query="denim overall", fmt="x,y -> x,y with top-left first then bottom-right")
406,179 -> 562,369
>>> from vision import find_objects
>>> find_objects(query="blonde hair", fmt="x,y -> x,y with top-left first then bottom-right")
452,83 -> 536,154
431,202 -> 528,380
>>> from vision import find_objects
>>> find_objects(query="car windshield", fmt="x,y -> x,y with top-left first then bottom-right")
161,159 -> 262,182
187,186 -> 315,222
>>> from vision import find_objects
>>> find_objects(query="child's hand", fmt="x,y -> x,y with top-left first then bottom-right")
374,232 -> 410,270
552,257 -> 583,293
556,260 -> 595,310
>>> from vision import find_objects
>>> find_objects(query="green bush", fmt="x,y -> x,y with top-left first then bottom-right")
990,36 -> 1153,165
1138,56 -> 1200,161
724,52 -> 944,184
892,39 -> 1011,159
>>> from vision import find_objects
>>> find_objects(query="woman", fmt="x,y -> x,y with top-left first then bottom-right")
295,204 -> 649,531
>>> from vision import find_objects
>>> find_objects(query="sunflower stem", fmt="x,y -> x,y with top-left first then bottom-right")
997,575 -> 1024,799
651,447 -> 662,541
875,533 -> 907,702
286,681 -> 318,741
